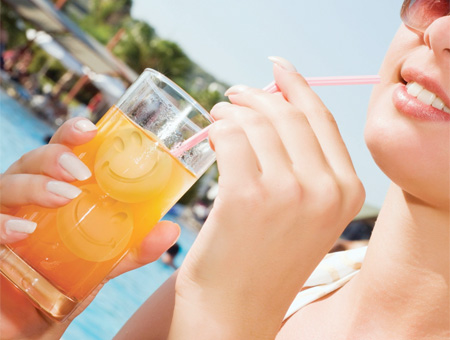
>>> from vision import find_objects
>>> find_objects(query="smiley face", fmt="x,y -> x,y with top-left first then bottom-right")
57,184 -> 134,262
94,128 -> 173,203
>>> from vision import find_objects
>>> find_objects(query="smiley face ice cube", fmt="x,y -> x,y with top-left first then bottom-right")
94,128 -> 172,203
57,184 -> 134,262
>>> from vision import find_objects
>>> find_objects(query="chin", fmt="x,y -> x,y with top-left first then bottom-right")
364,102 -> 450,210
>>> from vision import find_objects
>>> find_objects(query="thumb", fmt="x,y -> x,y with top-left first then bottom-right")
109,220 -> 181,278
136,220 -> 181,264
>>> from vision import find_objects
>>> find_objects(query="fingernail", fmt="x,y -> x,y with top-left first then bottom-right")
268,56 -> 297,72
5,220 -> 37,235
75,119 -> 97,132
211,102 -> 231,110
59,153 -> 92,181
46,181 -> 82,199
224,85 -> 250,96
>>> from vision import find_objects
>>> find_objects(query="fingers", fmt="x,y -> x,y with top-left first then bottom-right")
208,110 -> 262,186
4,117 -> 96,181
0,215 -> 36,243
223,86 -> 329,180
223,60 -> 357,180
271,60 -> 356,177
211,102 -> 295,179
3,144 -> 92,182
216,58 -> 364,217
0,174 -> 81,210
49,117 -> 97,147
109,221 -> 181,278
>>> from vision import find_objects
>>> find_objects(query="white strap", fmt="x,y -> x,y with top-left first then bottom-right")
284,246 -> 367,319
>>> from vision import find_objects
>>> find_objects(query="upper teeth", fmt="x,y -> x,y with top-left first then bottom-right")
406,82 -> 450,113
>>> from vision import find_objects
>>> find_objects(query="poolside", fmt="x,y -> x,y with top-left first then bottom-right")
0,90 -> 198,339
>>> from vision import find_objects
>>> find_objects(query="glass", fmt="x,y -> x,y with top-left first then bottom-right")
401,0 -> 449,33
0,69 -> 215,321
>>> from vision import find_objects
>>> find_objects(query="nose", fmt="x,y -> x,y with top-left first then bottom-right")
424,15 -> 450,89
423,15 -> 450,61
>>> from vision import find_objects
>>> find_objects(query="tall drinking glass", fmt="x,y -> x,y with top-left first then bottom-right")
0,69 -> 216,321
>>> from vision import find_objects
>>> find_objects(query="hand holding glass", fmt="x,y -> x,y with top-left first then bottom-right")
0,69 -> 215,321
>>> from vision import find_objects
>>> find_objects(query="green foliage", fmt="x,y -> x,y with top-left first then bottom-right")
76,0 -> 132,44
191,89 -> 224,112
27,48 -> 49,74
44,59 -> 68,83
146,39 -> 193,79
0,5 -> 27,48
128,19 -> 155,45
113,19 -> 157,73
70,0 -> 227,96
88,0 -> 132,25
26,46 -> 66,86
78,18 -> 114,45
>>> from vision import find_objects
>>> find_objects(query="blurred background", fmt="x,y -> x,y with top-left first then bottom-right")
0,0 -> 400,338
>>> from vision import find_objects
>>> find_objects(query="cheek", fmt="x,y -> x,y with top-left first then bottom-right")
365,112 -> 450,208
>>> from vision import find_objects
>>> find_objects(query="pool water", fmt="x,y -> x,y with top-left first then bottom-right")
0,89 -> 55,172
0,90 -> 198,339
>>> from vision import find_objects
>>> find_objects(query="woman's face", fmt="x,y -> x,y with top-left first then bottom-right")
364,16 -> 450,209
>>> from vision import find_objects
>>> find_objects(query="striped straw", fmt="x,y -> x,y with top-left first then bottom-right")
171,75 -> 381,158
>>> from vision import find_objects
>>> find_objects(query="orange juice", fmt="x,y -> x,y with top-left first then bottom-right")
8,106 -> 196,301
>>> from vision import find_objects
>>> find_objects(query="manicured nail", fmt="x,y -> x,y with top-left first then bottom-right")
224,85 -> 250,96
46,181 -> 82,199
75,119 -> 97,132
58,153 -> 92,181
268,56 -> 297,72
5,219 -> 37,235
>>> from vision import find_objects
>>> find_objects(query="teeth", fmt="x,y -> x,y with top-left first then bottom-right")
407,82 -> 423,97
406,82 -> 450,114
432,96 -> 445,110
417,89 -> 436,105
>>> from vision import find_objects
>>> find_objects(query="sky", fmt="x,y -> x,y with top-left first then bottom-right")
131,0 -> 404,207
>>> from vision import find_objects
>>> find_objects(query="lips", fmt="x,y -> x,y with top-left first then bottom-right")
393,67 -> 450,122
393,84 -> 450,122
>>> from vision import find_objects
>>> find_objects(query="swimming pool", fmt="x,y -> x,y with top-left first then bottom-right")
0,90 -> 198,339
0,89 -> 55,172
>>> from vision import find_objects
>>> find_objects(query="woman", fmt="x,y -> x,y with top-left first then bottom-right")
1,0 -> 448,338
120,1 -> 450,338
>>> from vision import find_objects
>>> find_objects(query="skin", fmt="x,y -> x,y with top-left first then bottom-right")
0,118 -> 181,339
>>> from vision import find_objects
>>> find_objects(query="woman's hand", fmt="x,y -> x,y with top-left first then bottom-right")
170,58 -> 365,339
0,118 -> 180,340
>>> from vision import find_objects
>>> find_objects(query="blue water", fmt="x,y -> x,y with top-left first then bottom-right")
0,90 -> 55,172
0,90 -> 198,339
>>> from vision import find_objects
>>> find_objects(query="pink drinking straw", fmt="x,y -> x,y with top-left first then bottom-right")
171,74 -> 381,158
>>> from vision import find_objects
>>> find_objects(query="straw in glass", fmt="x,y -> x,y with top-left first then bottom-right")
171,74 -> 381,158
